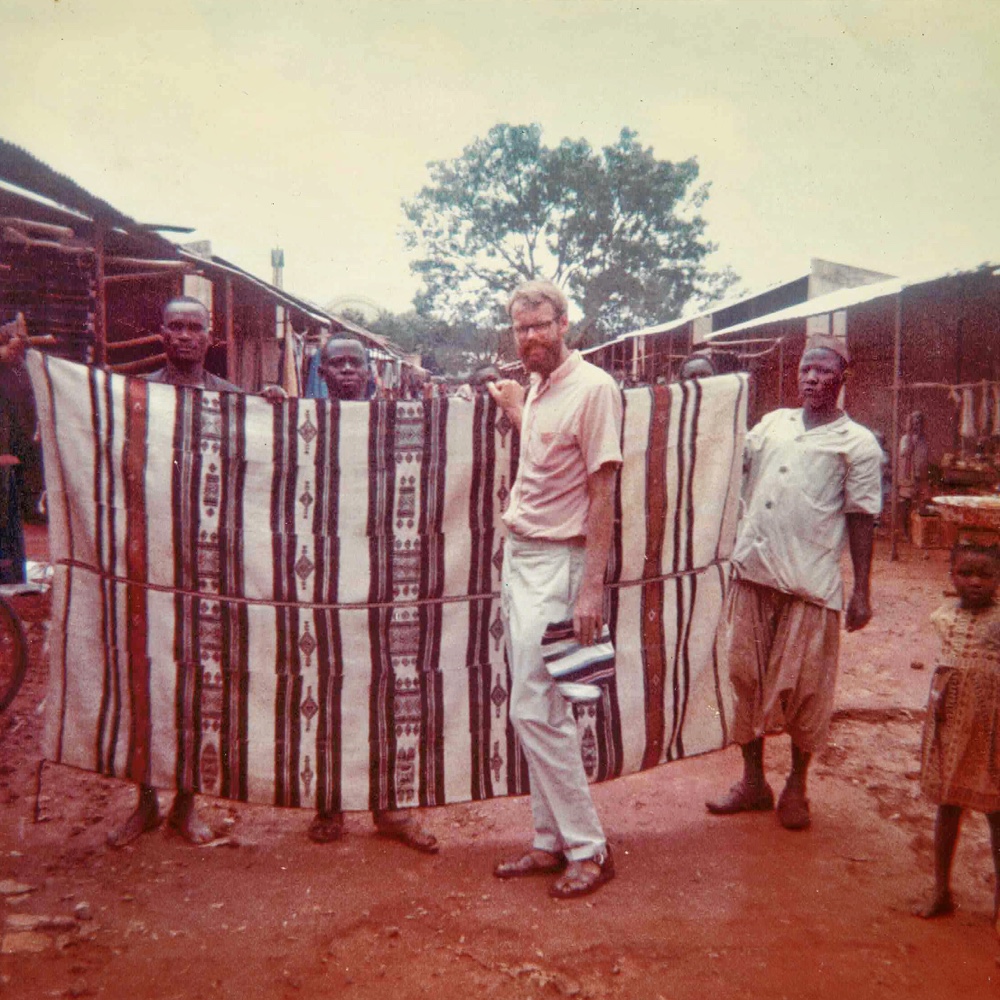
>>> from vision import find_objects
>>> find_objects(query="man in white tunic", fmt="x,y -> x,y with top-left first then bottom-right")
487,280 -> 621,898
706,339 -> 882,830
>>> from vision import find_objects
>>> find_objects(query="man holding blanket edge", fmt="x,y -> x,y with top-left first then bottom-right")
487,280 -> 621,899
706,338 -> 881,831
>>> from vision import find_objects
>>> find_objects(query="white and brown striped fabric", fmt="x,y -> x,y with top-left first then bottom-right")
30,353 -> 746,812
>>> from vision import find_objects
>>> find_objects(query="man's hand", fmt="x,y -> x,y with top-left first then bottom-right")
573,583 -> 604,647
572,464 -> 618,646
845,589 -> 872,632
845,511 -> 875,632
486,379 -> 525,430
261,384 -> 288,403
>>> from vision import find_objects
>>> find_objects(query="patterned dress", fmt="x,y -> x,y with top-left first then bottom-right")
920,601 -> 1000,813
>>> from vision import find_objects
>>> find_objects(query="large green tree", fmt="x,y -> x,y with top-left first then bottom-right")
357,308 -> 495,376
403,124 -> 737,344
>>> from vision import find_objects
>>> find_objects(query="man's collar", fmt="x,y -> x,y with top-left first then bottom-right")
531,350 -> 580,391
794,407 -> 849,432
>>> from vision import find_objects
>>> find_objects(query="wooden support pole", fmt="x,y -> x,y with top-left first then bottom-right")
889,290 -> 903,561
93,220 -> 107,368
104,256 -> 191,270
105,270 -> 186,285
224,277 -> 235,383
109,353 -> 167,375
777,337 -> 785,407
106,333 -> 164,353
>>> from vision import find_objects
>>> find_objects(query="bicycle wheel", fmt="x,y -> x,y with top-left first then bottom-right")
0,594 -> 28,713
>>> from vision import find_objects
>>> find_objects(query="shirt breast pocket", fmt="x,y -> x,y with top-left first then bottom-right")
529,424 -> 574,464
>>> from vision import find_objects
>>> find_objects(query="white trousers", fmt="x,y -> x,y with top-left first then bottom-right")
501,534 -> 606,861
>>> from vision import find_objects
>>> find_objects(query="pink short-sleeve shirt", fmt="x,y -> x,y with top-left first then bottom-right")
503,351 -> 623,540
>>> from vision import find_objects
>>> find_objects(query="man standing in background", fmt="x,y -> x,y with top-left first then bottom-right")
898,411 -> 930,538
305,336 -> 438,854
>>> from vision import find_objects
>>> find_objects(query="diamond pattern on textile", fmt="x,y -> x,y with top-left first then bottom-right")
397,475 -> 417,527
300,686 -> 319,731
294,548 -> 314,584
298,412 -> 318,451
394,677 -> 423,736
489,610 -> 504,650
298,625 -> 317,662
299,482 -> 314,520
497,411 -> 512,442
491,675 -> 507,718
300,755 -> 314,797
491,740 -> 503,784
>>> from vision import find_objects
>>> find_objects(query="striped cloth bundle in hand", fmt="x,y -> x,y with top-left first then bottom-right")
542,620 -> 616,702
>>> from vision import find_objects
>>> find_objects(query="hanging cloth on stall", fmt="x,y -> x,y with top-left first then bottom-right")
992,384 -> 1000,438
979,381 -> 991,438
960,387 -> 977,440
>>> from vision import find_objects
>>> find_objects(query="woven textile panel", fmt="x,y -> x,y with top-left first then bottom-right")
30,354 -> 746,812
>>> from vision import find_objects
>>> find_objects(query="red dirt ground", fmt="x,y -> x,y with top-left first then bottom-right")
2,530 -> 998,999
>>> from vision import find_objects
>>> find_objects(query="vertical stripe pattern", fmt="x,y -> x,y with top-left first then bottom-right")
31,353 -> 747,810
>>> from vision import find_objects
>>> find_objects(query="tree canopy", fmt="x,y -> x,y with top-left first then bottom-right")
403,124 -> 737,344
353,308 -> 494,377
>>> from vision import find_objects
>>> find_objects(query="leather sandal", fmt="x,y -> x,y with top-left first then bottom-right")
308,813 -> 345,844
549,847 -> 615,899
494,850 -> 567,879
375,819 -> 439,855
705,780 -> 775,815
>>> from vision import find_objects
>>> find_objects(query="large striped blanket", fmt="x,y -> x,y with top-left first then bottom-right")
29,353 -> 746,813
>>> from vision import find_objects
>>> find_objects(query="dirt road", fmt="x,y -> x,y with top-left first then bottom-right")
2,538 -> 998,999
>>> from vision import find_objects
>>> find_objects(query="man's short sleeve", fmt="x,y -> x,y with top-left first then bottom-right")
844,430 -> 884,516
579,379 -> 623,475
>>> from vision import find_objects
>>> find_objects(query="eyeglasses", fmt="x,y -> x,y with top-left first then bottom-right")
165,320 -> 208,333
512,318 -> 558,337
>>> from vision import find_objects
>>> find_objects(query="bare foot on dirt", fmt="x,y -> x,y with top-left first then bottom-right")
167,791 -> 214,845
308,811 -> 345,843
374,809 -> 438,854
107,785 -> 161,848
913,889 -> 955,919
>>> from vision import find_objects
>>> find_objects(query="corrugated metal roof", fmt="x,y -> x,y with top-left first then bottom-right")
0,177 -> 92,224
0,138 -> 143,230
587,271 -> 814,350
706,277 -> 903,338
0,140 -> 414,364
706,263 -> 999,341
182,250 -> 330,324
0,143 -> 181,259
182,250 -> 408,361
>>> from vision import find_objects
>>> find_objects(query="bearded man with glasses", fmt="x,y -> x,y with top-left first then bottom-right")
487,279 -> 621,899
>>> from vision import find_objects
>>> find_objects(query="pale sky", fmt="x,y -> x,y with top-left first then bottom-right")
3,0 -> 998,318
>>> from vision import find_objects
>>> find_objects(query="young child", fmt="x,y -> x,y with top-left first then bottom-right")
915,541 -> 1000,923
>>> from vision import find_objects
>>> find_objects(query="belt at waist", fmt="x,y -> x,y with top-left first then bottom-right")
508,530 -> 586,548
